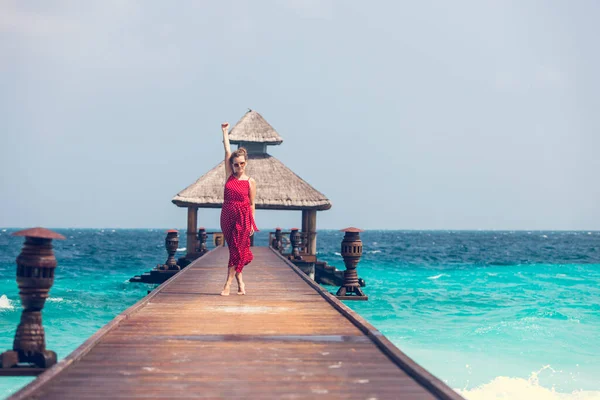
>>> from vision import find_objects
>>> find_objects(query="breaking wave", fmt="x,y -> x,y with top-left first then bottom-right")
456,367 -> 600,400
0,294 -> 14,311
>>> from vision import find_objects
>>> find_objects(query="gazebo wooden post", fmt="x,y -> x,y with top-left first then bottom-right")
306,210 -> 317,256
301,210 -> 309,234
301,210 -> 309,255
186,207 -> 198,260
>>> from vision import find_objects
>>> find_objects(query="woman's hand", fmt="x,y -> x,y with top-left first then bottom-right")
250,227 -> 254,236
221,122 -> 229,134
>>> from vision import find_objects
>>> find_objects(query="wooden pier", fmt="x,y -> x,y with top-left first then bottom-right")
9,247 -> 462,399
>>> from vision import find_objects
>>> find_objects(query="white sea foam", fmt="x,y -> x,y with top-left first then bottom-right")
456,377 -> 600,400
474,325 -> 494,334
0,295 -> 15,311
368,250 -> 382,254
1,229 -> 6,232
176,247 -> 186,252
334,252 -> 341,256
47,297 -> 65,303
428,274 -> 446,280
542,235 -> 549,238
456,367 -> 600,400
554,274 -> 584,281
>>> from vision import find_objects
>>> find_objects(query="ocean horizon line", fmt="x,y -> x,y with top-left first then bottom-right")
1,227 -> 599,233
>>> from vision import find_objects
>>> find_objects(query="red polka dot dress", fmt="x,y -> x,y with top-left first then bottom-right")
220,175 -> 259,273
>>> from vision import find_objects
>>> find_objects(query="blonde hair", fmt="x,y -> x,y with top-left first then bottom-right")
229,147 -> 248,165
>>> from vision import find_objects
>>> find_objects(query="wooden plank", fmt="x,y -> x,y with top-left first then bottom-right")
270,249 -> 464,400
8,247 -> 462,400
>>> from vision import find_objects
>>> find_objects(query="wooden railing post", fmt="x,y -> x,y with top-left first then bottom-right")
214,233 -> 224,247
289,228 -> 301,260
336,227 -> 368,300
197,227 -> 208,255
159,230 -> 180,271
272,227 -> 283,252
1,228 -> 65,375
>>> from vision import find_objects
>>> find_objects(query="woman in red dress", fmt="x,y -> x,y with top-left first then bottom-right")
220,122 -> 258,296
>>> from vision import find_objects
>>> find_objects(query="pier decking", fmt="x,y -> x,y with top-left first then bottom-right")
9,247 -> 462,399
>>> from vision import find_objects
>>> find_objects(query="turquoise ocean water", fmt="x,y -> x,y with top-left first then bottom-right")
1,229 -> 599,399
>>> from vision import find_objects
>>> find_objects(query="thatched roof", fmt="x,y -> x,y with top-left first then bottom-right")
172,154 -> 331,211
228,110 -> 283,145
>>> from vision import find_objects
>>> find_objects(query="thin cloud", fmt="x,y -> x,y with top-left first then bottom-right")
279,0 -> 334,19
494,65 -> 568,92
0,1 -> 79,36
534,65 -> 567,89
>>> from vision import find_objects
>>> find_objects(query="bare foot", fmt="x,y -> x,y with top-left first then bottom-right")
220,286 -> 231,296
237,283 -> 246,295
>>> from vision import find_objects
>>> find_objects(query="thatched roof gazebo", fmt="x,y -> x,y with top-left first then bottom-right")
173,110 -> 331,261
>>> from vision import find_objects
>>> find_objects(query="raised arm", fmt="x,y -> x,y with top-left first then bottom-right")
222,122 -> 232,178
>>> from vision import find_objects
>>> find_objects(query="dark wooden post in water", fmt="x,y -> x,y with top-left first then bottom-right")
336,227 -> 368,300
130,230 -> 188,284
159,230 -> 180,271
0,228 -> 65,375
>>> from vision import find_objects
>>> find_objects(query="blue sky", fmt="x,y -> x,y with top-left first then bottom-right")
1,1 -> 599,230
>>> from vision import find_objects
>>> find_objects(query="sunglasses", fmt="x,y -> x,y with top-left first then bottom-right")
233,161 -> 246,168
